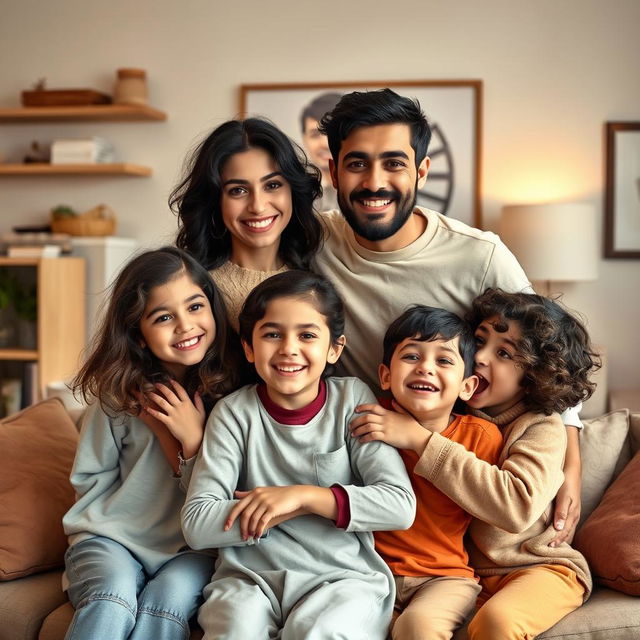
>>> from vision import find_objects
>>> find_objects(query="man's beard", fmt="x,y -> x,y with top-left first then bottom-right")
337,184 -> 418,242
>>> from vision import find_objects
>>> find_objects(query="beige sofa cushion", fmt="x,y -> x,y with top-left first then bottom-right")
579,410 -> 631,526
0,570 -> 68,640
0,398 -> 78,581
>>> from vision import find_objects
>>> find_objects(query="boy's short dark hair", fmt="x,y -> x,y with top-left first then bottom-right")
383,305 -> 476,377
318,88 -> 431,168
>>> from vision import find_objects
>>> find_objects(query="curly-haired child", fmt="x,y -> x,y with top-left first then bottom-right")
351,289 -> 600,639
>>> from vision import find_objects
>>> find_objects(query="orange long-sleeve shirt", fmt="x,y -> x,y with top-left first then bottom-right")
375,411 -> 502,579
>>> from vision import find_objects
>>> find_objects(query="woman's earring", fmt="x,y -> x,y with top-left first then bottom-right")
211,216 -> 228,240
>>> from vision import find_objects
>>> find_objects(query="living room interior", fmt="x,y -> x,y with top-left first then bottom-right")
0,1 -> 639,639
1,0 -> 639,407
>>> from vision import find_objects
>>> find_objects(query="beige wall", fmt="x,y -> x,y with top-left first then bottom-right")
1,0 -> 639,391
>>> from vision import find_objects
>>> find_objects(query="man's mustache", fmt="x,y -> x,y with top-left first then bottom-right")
350,189 -> 399,202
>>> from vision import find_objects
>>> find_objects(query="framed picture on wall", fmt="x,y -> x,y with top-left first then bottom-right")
239,80 -> 483,227
605,121 -> 640,259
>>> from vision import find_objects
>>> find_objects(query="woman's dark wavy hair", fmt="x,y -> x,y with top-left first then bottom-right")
71,246 -> 240,416
171,118 -> 323,271
318,88 -> 431,168
467,289 -> 601,415
238,270 -> 345,379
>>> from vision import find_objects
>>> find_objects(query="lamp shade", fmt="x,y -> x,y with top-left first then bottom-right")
500,203 -> 598,282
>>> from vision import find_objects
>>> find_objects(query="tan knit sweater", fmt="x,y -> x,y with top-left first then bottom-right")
414,402 -> 592,600
209,261 -> 288,332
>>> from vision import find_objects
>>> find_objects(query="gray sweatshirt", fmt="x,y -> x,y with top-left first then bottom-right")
182,377 -> 416,623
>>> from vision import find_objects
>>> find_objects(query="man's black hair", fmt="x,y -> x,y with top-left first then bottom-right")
319,88 -> 431,168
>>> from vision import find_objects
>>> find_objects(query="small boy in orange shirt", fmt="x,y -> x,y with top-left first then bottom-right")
350,305 -> 503,640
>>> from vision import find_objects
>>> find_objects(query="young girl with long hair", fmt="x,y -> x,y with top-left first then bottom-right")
351,289 -> 600,639
181,270 -> 416,639
171,117 -> 324,330
62,246 -> 239,640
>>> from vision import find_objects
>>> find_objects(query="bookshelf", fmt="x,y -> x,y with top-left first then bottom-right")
0,257 -> 85,412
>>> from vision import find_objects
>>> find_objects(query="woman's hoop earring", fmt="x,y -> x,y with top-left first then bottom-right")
211,216 -> 228,240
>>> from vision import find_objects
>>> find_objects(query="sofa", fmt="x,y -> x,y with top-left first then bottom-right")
1,398 -> 639,640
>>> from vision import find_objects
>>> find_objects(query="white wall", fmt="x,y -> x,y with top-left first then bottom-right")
1,0 -> 639,391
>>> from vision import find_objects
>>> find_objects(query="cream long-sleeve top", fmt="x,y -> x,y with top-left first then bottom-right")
413,402 -> 592,600
63,402 -> 198,577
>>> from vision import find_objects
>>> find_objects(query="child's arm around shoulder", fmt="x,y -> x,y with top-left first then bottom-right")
339,378 -> 416,532
350,398 -> 431,454
414,411 -> 566,533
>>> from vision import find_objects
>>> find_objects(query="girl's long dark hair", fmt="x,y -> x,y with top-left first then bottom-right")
72,246 -> 240,415
171,118 -> 323,271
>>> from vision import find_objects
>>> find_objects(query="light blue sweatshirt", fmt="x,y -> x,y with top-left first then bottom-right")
182,377 -> 416,629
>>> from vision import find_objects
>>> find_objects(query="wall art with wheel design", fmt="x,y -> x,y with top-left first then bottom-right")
239,80 -> 482,227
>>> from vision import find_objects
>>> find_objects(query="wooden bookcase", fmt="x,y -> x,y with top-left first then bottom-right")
0,257 -> 85,401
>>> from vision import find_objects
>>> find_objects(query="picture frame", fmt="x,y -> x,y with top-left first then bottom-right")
239,80 -> 483,227
604,121 -> 640,259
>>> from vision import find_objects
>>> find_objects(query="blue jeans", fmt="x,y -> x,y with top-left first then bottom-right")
64,537 -> 214,640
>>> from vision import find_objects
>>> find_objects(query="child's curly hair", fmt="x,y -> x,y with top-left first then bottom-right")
467,289 -> 601,415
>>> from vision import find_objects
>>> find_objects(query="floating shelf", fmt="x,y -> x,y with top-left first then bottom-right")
0,163 -> 152,176
0,349 -> 38,362
0,104 -> 167,122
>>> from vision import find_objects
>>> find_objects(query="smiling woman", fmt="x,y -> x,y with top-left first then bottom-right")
172,118 -> 324,331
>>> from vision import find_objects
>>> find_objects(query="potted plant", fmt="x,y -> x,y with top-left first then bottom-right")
0,267 -> 37,349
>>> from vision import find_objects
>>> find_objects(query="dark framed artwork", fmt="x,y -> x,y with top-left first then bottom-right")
605,121 -> 640,259
239,80 -> 483,227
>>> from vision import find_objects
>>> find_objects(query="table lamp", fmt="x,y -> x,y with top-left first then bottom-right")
500,202 -> 599,295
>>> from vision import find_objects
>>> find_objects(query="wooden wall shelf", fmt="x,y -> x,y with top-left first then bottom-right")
0,104 -> 167,122
0,163 -> 152,176
0,349 -> 38,361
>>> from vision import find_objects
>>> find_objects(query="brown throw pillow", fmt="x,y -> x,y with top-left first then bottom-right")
574,450 -> 640,595
0,397 -> 78,580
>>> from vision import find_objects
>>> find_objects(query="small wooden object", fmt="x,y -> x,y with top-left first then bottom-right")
21,89 -> 112,107
51,204 -> 117,236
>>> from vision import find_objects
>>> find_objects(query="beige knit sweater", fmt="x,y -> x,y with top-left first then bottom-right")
209,261 -> 288,332
414,402 -> 592,600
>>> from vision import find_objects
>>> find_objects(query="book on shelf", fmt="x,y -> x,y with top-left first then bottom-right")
51,137 -> 116,164
7,244 -> 62,258
21,362 -> 39,408
1,232 -> 72,256
1,377 -> 22,418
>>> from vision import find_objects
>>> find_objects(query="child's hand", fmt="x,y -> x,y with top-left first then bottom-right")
549,463 -> 581,547
138,401 -> 182,475
549,426 -> 582,547
224,486 -> 306,540
350,403 -> 429,455
144,381 -> 205,459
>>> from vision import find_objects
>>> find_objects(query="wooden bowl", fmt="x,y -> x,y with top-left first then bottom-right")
50,216 -> 116,236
